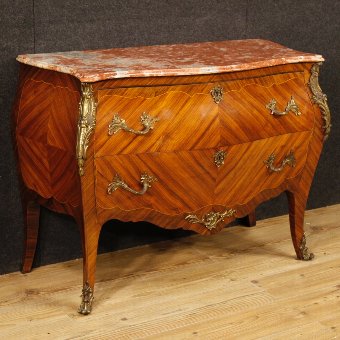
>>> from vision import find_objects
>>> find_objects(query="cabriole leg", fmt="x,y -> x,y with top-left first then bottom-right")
286,191 -> 314,261
21,200 -> 40,273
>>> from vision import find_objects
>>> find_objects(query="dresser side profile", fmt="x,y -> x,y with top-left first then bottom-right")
12,64 -> 83,273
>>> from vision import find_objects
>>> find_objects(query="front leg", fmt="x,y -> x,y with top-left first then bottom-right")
78,220 -> 102,315
286,190 -> 314,260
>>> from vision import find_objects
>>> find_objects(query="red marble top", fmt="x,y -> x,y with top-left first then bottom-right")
17,39 -> 323,82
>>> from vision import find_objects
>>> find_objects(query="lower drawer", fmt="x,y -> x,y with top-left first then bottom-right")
214,130 -> 312,205
95,149 -> 217,214
95,131 -> 312,217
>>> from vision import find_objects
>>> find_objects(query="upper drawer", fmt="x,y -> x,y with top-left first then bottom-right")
94,72 -> 314,156
218,73 -> 315,145
95,83 -> 220,156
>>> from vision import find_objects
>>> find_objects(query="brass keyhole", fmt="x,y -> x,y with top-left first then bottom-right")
210,85 -> 224,104
214,150 -> 226,167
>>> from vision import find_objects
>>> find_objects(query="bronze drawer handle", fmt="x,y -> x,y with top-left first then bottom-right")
266,96 -> 301,116
107,172 -> 157,195
264,150 -> 296,173
185,209 -> 236,230
108,113 -> 159,135
210,85 -> 224,104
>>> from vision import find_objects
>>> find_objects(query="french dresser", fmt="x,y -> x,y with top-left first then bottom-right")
13,39 -> 331,314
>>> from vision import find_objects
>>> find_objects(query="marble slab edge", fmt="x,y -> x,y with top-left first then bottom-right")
15,55 -> 323,83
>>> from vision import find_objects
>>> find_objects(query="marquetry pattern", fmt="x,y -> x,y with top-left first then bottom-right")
95,84 -> 219,156
15,72 -> 81,207
94,73 -> 314,157
96,149 -> 217,214
93,71 -> 316,231
218,75 -> 314,145
96,131 -> 311,216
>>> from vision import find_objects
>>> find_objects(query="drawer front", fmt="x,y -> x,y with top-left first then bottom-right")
95,149 -> 217,214
95,131 -> 311,218
94,72 -> 314,157
219,74 -> 315,145
215,131 -> 312,205
95,83 -> 220,156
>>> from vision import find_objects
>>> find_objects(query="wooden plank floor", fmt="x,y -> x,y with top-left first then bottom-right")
0,204 -> 339,339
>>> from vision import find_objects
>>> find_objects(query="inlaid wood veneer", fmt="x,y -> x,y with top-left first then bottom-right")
12,39 -> 330,314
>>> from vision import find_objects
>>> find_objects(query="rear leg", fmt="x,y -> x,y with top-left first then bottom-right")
239,210 -> 256,227
21,200 -> 40,273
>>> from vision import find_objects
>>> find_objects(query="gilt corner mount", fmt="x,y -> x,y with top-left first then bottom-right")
308,62 -> 331,140
76,83 -> 97,176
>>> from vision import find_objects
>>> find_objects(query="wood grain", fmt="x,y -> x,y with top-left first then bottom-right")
95,84 -> 219,155
219,74 -> 314,145
95,131 -> 312,222
13,65 -> 82,212
20,199 -> 40,274
215,131 -> 312,205
95,72 -> 313,157
96,149 -> 217,214
11,65 -> 84,272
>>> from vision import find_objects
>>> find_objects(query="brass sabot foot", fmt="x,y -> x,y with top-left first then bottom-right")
298,233 -> 314,261
78,282 -> 94,315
